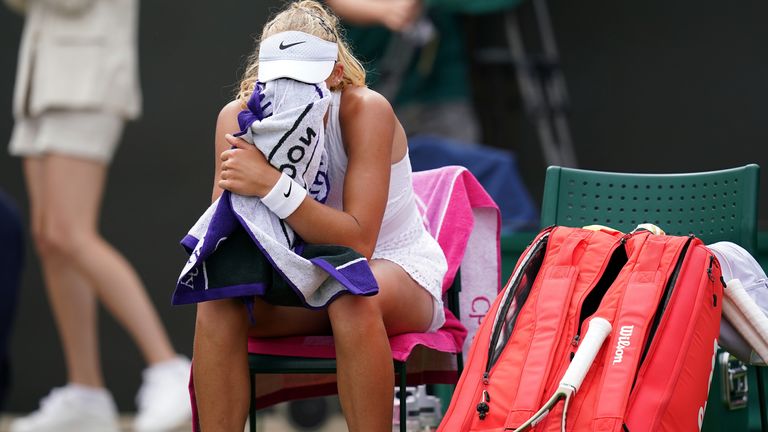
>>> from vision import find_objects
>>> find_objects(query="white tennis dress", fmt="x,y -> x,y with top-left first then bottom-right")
323,91 -> 448,332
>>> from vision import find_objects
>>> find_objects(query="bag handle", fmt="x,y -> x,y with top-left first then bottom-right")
633,234 -> 667,273
553,230 -> 590,267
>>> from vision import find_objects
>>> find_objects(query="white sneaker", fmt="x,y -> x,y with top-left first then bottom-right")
134,355 -> 193,432
10,384 -> 120,432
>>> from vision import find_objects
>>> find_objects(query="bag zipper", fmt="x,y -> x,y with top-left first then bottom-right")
485,231 -> 552,370
474,230 -> 551,420
569,234 -> 630,347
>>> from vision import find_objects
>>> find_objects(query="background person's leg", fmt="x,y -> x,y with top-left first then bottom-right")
22,157 -> 104,387
15,154 -> 190,431
36,154 -> 178,366
11,157 -> 121,432
33,154 -> 192,430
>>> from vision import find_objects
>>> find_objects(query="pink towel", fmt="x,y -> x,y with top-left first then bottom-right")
412,165 -> 502,358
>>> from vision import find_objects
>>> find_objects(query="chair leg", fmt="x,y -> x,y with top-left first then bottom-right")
397,361 -> 407,432
249,372 -> 257,432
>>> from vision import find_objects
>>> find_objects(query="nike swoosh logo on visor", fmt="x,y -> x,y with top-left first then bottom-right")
279,40 -> 306,50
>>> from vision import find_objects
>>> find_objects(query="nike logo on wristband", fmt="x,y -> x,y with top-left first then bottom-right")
279,40 -> 306,50
283,181 -> 292,198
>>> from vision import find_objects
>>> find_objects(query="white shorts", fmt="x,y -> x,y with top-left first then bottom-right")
9,110 -> 124,163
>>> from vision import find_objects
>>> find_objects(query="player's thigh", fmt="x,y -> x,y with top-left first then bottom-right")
247,297 -> 332,338
247,260 -> 434,338
369,259 -> 434,336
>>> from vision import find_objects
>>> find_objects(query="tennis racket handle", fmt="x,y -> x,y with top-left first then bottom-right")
560,317 -> 612,391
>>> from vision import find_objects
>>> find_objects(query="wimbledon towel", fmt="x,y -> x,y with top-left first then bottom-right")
173,80 -> 378,308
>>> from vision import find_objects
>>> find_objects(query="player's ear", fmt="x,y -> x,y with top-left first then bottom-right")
326,62 -> 344,89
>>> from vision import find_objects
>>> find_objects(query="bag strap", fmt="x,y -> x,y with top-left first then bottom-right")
591,234 -> 685,431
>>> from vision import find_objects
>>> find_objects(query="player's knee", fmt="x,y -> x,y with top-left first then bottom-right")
195,299 -> 248,343
329,295 -> 382,337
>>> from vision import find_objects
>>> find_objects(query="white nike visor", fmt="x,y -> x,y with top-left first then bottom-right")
258,31 -> 339,84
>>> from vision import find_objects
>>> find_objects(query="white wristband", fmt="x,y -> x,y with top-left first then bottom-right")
261,172 -> 307,219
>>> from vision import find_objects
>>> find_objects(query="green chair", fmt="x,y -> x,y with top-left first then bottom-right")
539,164 -> 764,431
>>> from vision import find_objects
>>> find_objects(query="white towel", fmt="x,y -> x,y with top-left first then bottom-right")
723,278 -> 768,364
710,241 -> 768,364
173,80 -> 378,308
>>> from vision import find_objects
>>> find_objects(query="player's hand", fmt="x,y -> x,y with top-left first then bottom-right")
218,134 -> 280,197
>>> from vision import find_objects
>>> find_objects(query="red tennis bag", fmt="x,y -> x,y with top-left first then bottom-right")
438,225 -> 723,432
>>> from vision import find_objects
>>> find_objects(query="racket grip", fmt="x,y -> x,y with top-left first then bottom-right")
560,317 -> 612,391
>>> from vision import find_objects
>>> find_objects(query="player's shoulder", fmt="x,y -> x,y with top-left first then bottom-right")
338,86 -> 393,119
218,99 -> 243,122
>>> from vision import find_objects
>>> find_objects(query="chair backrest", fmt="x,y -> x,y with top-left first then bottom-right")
540,165 -> 760,253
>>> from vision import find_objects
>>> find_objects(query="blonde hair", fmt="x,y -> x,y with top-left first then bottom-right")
236,1 -> 366,106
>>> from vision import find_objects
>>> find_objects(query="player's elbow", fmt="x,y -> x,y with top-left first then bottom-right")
350,238 -> 376,261
347,218 -> 379,260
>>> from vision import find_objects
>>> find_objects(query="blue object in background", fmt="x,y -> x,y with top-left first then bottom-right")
0,191 -> 24,409
408,135 -> 539,234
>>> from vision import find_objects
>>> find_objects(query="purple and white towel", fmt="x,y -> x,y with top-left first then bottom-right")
173,80 -> 378,308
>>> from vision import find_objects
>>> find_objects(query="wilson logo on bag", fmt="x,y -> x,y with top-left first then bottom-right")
612,325 -> 633,365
